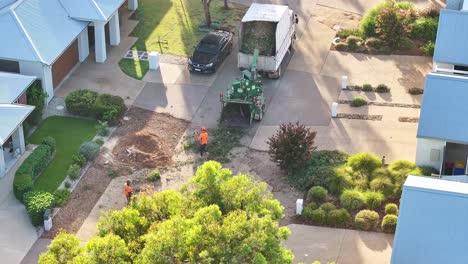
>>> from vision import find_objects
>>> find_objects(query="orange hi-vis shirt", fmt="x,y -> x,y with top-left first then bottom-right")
124,183 -> 132,198
198,132 -> 208,145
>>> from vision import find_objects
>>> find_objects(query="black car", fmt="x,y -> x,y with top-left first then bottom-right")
188,30 -> 233,73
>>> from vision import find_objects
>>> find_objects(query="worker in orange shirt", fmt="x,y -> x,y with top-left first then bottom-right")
124,179 -> 132,204
198,127 -> 209,157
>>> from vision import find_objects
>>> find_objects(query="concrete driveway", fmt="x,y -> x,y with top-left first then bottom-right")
0,151 -> 37,264
286,224 -> 393,264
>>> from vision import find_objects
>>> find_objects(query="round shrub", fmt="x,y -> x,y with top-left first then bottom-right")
267,122 -> 317,173
382,214 -> 398,233
67,164 -> 81,180
310,209 -> 327,224
354,210 -> 380,231
79,141 -> 100,161
410,16 -> 438,42
335,42 -> 348,51
302,202 -> 318,218
307,186 -> 328,203
319,202 -> 336,212
346,36 -> 363,50
350,96 -> 367,107
385,203 -> 398,215
371,167 -> 389,181
72,154 -> 87,168
24,191 -> 55,226
364,191 -> 385,209
53,189 -> 71,207
370,177 -> 394,197
340,189 -> 366,211
94,94 -> 126,125
421,41 -> 435,56
328,166 -> 354,195
362,84 -> 373,91
365,37 -> 384,49
410,166 -> 437,176
375,84 -> 390,93
41,136 -> 56,153
64,181 -> 71,189
347,153 -> 382,179
65,89 -> 98,117
327,208 -> 351,227
146,169 -> 161,182
388,160 -> 415,183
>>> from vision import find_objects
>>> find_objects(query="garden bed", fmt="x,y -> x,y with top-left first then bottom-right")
331,2 -> 439,56
338,100 -> 421,108
29,116 -> 97,192
336,113 -> 383,121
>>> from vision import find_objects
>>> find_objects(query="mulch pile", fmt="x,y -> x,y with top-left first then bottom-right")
42,107 -> 188,238
240,21 -> 276,56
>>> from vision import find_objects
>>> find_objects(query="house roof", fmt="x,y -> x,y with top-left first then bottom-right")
433,9 -> 468,66
242,3 -> 289,22
0,72 -> 35,103
59,0 -> 125,21
417,73 -> 468,144
0,104 -> 34,145
392,175 -> 468,263
0,0 -> 88,65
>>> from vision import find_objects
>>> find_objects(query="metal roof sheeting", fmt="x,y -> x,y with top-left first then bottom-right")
0,104 -> 34,145
0,0 -> 88,64
392,175 -> 468,263
434,9 -> 468,66
241,3 -> 289,22
0,72 -> 35,103
417,73 -> 468,144
59,0 -> 125,21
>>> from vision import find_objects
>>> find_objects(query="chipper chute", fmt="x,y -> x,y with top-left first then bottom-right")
220,49 -> 265,127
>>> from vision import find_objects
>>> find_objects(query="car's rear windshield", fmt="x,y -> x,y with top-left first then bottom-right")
197,41 -> 219,54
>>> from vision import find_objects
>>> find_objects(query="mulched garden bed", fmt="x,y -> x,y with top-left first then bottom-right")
336,113 -> 383,121
338,100 -> 421,109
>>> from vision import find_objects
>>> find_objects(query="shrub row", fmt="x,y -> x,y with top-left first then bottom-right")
65,89 -> 126,125
303,203 -> 351,227
14,143 -> 53,202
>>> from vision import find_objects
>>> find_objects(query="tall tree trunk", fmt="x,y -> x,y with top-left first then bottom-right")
224,0 -> 229,9
202,0 -> 212,28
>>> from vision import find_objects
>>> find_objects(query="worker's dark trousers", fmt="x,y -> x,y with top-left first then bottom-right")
200,144 -> 207,157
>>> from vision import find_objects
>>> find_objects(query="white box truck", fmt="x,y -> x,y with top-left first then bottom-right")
238,3 -> 298,79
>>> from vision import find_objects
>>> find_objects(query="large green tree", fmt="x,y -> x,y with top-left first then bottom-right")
39,161 -> 293,264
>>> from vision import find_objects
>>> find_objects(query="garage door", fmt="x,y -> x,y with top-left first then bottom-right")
52,39 -> 79,88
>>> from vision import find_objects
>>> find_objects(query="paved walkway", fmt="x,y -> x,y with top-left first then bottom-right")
286,224 -> 393,264
0,149 -> 38,264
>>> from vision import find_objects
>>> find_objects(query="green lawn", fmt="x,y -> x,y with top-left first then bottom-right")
131,0 -> 246,56
119,58 -> 149,80
29,116 -> 97,192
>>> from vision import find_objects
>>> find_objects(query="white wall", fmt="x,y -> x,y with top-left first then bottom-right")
19,60 -> 53,104
392,176 -> 468,264
415,138 -> 446,171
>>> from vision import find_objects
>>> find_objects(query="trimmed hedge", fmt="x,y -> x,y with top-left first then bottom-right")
41,136 -> 56,153
381,214 -> 398,233
14,144 -> 52,202
307,186 -> 328,203
24,191 -> 55,226
65,89 -> 126,125
354,209 -> 380,231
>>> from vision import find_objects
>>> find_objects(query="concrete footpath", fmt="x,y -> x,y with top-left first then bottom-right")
286,224 -> 393,264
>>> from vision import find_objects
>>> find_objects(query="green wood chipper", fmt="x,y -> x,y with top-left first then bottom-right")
220,49 -> 265,127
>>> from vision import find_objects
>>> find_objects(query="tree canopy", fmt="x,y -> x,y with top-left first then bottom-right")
39,161 -> 294,264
